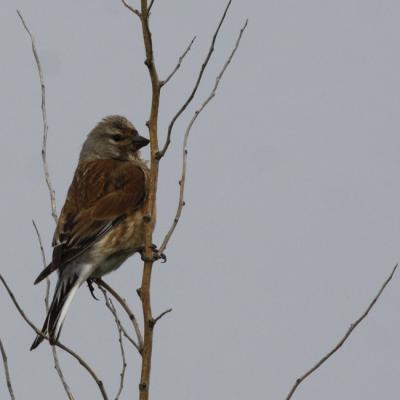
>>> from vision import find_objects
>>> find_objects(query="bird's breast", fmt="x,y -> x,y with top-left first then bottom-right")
103,211 -> 145,252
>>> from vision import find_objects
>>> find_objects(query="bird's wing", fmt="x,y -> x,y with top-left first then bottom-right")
34,159 -> 147,284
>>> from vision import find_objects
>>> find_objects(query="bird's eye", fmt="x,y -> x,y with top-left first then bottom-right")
111,135 -> 123,142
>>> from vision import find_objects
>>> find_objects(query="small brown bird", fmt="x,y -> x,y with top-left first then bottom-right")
31,115 -> 151,350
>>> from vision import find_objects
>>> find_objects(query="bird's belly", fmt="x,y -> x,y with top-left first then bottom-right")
89,212 -> 145,277
91,251 -> 130,277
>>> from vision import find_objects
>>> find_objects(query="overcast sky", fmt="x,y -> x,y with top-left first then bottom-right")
1,0 -> 400,399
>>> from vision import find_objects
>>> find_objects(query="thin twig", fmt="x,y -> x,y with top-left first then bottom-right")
96,279 -> 143,352
98,287 -> 141,350
32,220 -> 75,400
17,10 -> 57,223
159,19 -> 248,255
99,288 -> 127,400
0,273 -> 109,400
121,0 -> 141,17
100,289 -> 141,351
32,220 -> 47,267
161,36 -> 197,87
151,308 -> 172,328
55,344 -> 108,400
120,325 -> 140,350
110,299 -> 127,400
286,264 -> 399,400
17,11 -> 77,400
157,0 -> 233,159
148,0 -> 155,14
0,339 -> 16,400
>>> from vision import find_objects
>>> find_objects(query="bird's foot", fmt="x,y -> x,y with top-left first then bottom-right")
87,278 -> 99,300
140,244 -> 167,263
151,243 -> 167,263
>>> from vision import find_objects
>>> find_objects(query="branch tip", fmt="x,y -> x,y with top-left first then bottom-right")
285,263 -> 398,400
161,35 -> 197,87
121,0 -> 141,17
158,0 -> 234,159
158,17 -> 248,255
152,308 -> 173,327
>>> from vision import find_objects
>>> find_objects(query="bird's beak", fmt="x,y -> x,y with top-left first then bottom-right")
133,135 -> 150,149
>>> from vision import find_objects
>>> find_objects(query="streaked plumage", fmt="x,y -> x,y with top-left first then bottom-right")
31,115 -> 151,350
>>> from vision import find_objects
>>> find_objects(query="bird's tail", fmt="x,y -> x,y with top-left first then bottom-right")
30,273 -> 81,350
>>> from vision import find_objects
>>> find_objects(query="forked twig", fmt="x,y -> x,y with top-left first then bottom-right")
99,289 -> 127,400
102,298 -> 141,352
161,36 -> 197,87
159,19 -> 248,255
286,264 -> 398,400
148,0 -> 155,14
157,0 -> 233,159
0,339 -> 16,400
96,279 -> 143,352
0,273 -> 109,400
151,308 -> 172,328
121,0 -> 141,17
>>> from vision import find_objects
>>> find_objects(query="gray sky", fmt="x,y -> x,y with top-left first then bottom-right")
1,0 -> 400,399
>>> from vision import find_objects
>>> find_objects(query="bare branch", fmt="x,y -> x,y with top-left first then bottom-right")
99,289 -> 127,400
128,1 -> 243,398
32,220 -> 75,400
159,19 -> 248,255
135,1 -> 163,398
286,264 -> 399,400
121,0 -> 141,17
0,273 -> 109,400
0,339 -> 16,400
157,0 -> 233,159
17,10 -> 57,223
96,279 -> 143,352
151,308 -> 172,328
161,36 -> 196,87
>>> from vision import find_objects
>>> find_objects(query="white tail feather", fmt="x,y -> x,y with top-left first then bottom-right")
53,263 -> 93,341
54,283 -> 79,340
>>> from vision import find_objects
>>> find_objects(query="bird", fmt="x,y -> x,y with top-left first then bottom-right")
30,115 -> 152,350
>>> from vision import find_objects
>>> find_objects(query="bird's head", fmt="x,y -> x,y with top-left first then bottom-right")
79,115 -> 150,162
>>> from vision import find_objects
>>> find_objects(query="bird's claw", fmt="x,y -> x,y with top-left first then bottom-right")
140,244 -> 167,263
87,278 -> 99,300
